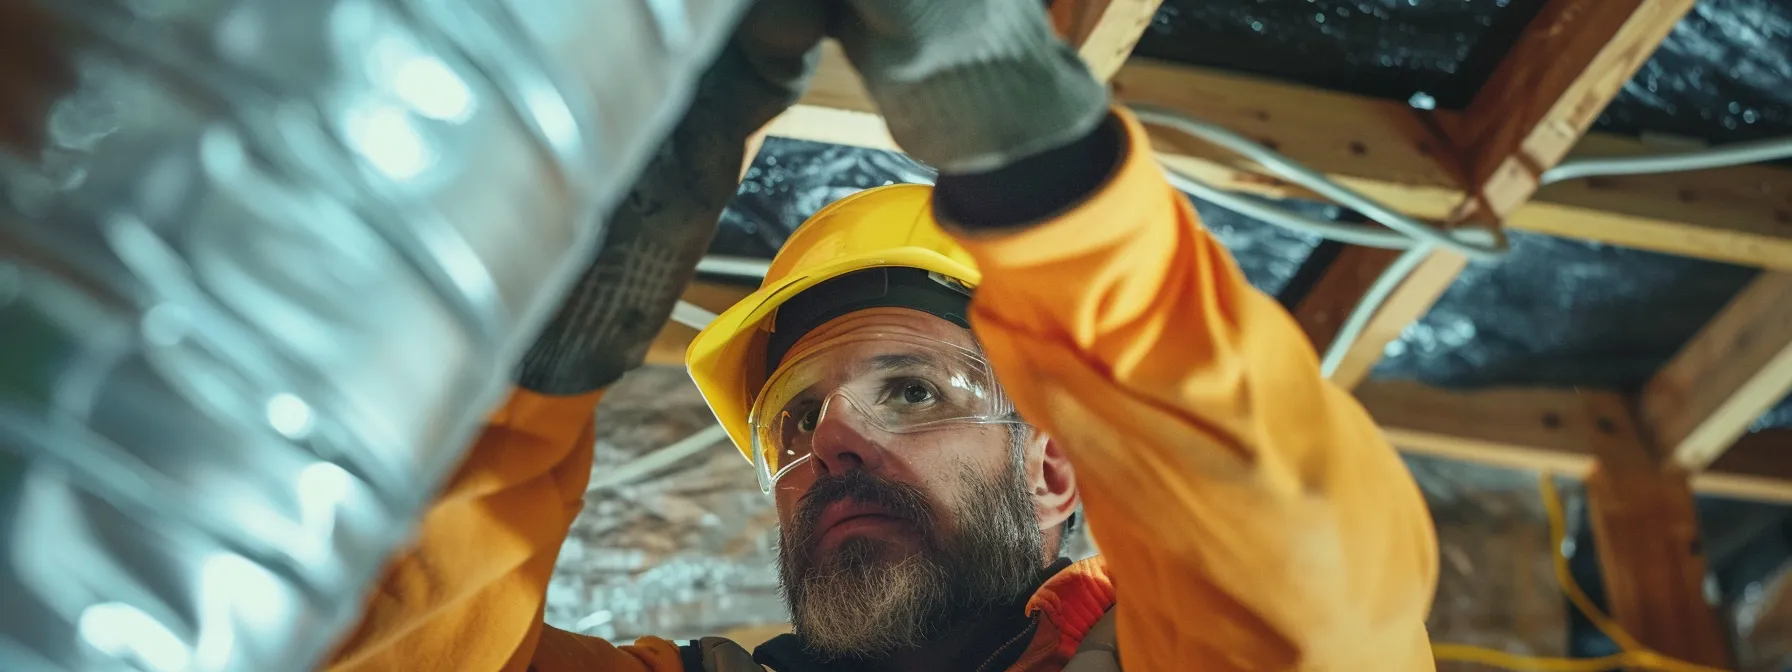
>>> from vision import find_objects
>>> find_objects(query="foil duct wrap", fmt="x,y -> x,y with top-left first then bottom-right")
0,0 -> 750,668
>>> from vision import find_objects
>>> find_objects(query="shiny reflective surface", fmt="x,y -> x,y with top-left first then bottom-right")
0,0 -> 747,669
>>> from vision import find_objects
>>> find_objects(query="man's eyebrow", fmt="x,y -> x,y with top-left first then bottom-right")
869,353 -> 933,371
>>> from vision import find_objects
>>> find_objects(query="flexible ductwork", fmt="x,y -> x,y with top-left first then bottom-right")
0,0 -> 748,669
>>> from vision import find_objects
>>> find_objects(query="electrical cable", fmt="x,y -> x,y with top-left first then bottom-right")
672,300 -> 720,331
1132,103 -> 1792,382
696,255 -> 773,278
1430,474 -> 1732,672
1317,243 -> 1434,376
1129,105 -> 1509,262
1541,135 -> 1792,185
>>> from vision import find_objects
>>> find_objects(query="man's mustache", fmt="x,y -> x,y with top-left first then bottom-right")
790,470 -> 939,551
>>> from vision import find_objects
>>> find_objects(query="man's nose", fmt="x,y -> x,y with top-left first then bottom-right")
808,394 -> 888,477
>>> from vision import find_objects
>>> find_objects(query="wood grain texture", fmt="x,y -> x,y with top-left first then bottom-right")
1053,0 -> 1166,81
1586,430 -> 1734,669
1116,59 -> 1468,220
1641,272 -> 1792,470
1453,0 -> 1698,218
1357,381 -> 1792,504
1513,135 -> 1792,271
1297,247 -> 1471,390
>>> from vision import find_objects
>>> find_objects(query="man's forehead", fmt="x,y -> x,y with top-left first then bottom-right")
779,307 -> 976,367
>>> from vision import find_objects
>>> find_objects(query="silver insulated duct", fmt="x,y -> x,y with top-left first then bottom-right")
0,0 -> 750,669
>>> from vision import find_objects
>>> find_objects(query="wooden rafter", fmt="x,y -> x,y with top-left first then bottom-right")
1052,0 -> 1168,81
1355,380 -> 1792,504
1585,432 -> 1733,669
1640,271 -> 1792,470
1293,0 -> 1700,392
1450,0 -> 1700,220
780,56 -> 1792,271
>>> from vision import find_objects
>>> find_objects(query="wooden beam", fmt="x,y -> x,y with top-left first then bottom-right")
1113,60 -> 1468,222
1585,428 -> 1734,669
783,55 -> 1792,271
1356,380 -> 1792,504
1293,246 -> 1471,389
1641,272 -> 1792,470
766,103 -> 897,151
1051,0 -> 1166,81
1701,429 -> 1792,503
1357,381 -> 1637,475
1512,134 -> 1792,271
1304,0 -> 1698,395
1451,0 -> 1698,219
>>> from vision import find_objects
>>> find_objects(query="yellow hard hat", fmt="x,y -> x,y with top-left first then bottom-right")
685,183 -> 981,462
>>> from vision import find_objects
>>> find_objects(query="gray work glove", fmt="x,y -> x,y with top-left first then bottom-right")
831,0 -> 1110,174
515,0 -> 824,395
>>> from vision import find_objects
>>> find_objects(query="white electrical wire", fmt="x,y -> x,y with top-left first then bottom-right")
1131,103 -> 1792,380
1316,244 -> 1434,376
696,255 -> 772,278
1129,104 -> 1510,263
1540,134 -> 1792,185
672,300 -> 719,331
586,424 -> 731,492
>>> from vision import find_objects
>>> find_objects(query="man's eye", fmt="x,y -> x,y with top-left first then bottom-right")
795,407 -> 820,432
900,382 -> 935,404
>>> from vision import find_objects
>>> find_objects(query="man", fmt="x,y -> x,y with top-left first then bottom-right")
327,0 -> 1440,669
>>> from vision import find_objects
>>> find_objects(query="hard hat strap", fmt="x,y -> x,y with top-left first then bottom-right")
763,266 -> 973,380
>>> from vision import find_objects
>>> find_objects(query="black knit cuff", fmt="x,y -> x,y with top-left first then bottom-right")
934,113 -> 1125,231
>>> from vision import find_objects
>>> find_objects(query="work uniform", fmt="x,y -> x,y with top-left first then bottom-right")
327,110 -> 1440,671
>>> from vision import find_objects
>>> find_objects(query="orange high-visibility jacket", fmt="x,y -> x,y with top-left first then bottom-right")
327,110 -> 1440,671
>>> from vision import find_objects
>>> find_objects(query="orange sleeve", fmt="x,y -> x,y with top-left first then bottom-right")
326,388 -> 685,672
952,110 -> 1440,671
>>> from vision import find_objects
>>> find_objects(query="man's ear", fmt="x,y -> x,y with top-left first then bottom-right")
1024,431 -> 1079,531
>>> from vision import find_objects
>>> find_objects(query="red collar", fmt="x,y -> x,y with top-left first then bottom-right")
1024,556 -> 1115,661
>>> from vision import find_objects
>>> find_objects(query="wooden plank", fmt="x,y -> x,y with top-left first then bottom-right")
766,104 -> 897,151
1356,381 -> 1627,475
1356,381 -> 1792,504
1051,0 -> 1166,81
1452,0 -> 1698,219
1585,428 -> 1734,669
1640,272 -> 1792,470
798,41 -> 877,115
1114,60 -> 1468,222
1293,246 -> 1471,389
1309,0 -> 1695,398
1700,430 -> 1792,503
1512,135 -> 1792,271
783,55 -> 1792,270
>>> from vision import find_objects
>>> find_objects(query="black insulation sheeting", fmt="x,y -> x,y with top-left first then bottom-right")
1134,0 -> 1547,107
1597,0 -> 1792,143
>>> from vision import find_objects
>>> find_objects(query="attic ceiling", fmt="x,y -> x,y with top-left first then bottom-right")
708,0 -> 1792,429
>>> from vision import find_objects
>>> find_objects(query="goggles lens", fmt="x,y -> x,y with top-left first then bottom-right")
746,332 -> 1019,493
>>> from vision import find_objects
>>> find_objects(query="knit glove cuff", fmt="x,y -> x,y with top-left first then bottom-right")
842,6 -> 1109,174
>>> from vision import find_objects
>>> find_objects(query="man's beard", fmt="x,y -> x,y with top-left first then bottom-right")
776,453 -> 1045,659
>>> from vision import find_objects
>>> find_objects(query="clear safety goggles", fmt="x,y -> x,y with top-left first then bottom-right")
746,332 -> 1022,493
